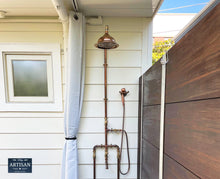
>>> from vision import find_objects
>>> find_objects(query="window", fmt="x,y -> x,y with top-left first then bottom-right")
0,44 -> 62,111
12,60 -> 48,97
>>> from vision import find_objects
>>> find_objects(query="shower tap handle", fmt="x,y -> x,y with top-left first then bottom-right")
119,88 -> 129,97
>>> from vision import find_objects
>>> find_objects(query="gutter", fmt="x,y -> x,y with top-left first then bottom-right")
152,0 -> 164,17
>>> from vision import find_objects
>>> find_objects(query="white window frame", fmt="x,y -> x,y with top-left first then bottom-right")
0,43 -> 63,111
5,54 -> 54,103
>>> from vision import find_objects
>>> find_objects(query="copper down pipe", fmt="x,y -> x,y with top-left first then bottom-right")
104,49 -> 108,169
94,25 -> 119,170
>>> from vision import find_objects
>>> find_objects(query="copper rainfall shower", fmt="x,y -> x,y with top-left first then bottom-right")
93,25 -> 130,179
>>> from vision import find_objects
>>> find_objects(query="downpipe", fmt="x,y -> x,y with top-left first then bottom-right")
159,54 -> 168,179
51,0 -> 69,97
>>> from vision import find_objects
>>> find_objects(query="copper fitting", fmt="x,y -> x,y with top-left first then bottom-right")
93,145 -> 120,179
119,88 -> 129,97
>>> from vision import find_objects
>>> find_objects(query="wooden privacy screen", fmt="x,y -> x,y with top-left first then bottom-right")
138,3 -> 220,179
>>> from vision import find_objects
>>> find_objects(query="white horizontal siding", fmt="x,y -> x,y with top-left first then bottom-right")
0,23 -> 63,32
0,134 -> 64,149
0,112 -> 64,118
79,164 -> 137,178
78,133 -> 138,149
79,149 -> 137,165
0,149 -> 137,165
86,50 -> 142,67
87,32 -> 142,50
0,118 -> 63,133
79,117 -> 138,133
0,165 -> 137,179
0,17 -> 151,179
84,84 -> 139,101
0,133 -> 137,149
0,165 -> 61,179
81,17 -> 147,178
0,117 -> 137,134
0,32 -> 63,44
0,150 -> 62,165
81,102 -> 138,118
0,22 -> 64,179
85,68 -> 141,85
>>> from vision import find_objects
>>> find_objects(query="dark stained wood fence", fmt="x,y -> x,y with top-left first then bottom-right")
138,3 -> 220,179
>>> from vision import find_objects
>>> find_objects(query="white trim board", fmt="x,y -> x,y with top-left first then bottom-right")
0,43 -> 63,111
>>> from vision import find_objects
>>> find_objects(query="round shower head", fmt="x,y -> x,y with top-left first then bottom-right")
95,25 -> 119,49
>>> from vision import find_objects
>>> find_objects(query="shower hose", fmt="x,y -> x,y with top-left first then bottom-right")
119,91 -> 131,175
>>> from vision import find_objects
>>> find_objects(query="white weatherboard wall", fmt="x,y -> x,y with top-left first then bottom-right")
0,21 -> 64,179
79,17 -> 151,179
0,17 -> 152,179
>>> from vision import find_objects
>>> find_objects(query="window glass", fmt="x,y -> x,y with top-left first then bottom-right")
12,60 -> 48,96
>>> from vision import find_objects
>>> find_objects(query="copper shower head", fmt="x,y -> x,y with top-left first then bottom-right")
95,25 -> 119,49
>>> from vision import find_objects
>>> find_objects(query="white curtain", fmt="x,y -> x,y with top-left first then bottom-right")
61,12 -> 85,179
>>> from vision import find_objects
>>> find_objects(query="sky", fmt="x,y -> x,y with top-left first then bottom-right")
159,0 -> 210,13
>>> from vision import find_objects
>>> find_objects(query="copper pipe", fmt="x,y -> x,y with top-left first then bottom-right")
107,128 -> 131,175
93,87 -> 131,178
104,49 -> 108,169
93,145 -> 120,179
93,147 -> 96,179
93,26 -> 122,178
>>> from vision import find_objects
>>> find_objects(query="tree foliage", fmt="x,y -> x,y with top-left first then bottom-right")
152,39 -> 174,64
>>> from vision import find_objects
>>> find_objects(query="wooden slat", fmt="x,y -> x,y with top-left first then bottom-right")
141,142 -> 200,179
142,61 -> 161,106
166,4 -> 220,103
139,5 -> 220,179
141,140 -> 159,179
165,98 -> 220,179
164,155 -> 199,179
142,105 -> 160,148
